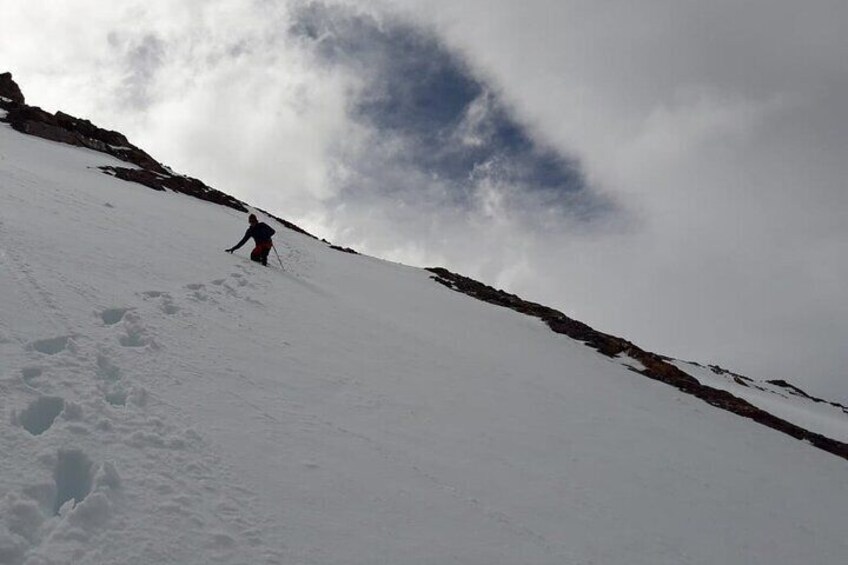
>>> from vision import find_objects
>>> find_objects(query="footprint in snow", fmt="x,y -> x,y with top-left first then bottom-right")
119,328 -> 149,348
229,272 -> 250,287
118,313 -> 155,348
100,307 -> 131,326
14,395 -> 65,435
161,297 -> 180,315
28,335 -> 73,355
96,354 -> 121,382
104,387 -> 128,407
140,291 -> 180,315
21,366 -> 43,385
141,290 -> 166,298
186,283 -> 215,303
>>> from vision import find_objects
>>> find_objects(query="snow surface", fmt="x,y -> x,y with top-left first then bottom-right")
1,122 -> 848,564
674,360 -> 848,443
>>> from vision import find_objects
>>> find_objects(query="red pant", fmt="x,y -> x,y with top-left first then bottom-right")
251,241 -> 273,265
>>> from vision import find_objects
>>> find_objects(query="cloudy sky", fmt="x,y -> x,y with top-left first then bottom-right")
3,0 -> 847,400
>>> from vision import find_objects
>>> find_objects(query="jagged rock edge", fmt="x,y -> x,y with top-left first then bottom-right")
4,71 -> 843,457
99,166 -> 248,213
426,267 -> 848,462
0,72 -> 26,104
0,72 -> 338,244
705,364 -> 847,413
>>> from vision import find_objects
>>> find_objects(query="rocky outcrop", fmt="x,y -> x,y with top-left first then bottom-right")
329,244 -> 358,254
3,91 -> 249,213
427,267 -> 848,462
0,72 -> 318,225
0,72 -> 25,104
766,379 -> 848,412
100,167 -> 248,212
3,104 -> 167,174
0,74 -> 177,180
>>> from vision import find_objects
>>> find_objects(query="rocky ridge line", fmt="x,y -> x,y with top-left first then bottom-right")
5,72 -> 844,459
700,363 -> 848,414
0,72 -> 322,240
427,267 -> 848,462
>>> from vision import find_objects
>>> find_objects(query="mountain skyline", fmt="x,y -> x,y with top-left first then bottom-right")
3,69 -> 846,461
2,70 -> 847,563
3,0 -> 847,402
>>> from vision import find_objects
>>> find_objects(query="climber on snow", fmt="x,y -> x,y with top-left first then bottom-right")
226,213 -> 276,266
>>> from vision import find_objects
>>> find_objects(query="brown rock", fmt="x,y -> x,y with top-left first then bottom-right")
426,266 -> 848,462
100,166 -> 248,212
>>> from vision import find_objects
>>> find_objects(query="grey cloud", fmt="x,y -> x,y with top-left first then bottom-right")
109,32 -> 166,111
384,0 -> 848,399
289,2 -> 616,227
5,0 -> 846,400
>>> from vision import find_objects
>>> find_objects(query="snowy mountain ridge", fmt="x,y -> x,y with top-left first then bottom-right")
427,268 -> 848,454
2,72 -> 845,461
1,72 -> 847,564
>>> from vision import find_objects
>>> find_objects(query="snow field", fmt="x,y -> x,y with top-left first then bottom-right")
1,126 -> 288,564
674,360 -> 848,443
2,122 -> 848,564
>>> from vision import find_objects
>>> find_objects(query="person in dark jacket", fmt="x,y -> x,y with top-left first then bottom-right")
226,214 -> 276,266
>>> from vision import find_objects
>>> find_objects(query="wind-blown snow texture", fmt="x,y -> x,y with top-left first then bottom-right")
1,121 -> 847,564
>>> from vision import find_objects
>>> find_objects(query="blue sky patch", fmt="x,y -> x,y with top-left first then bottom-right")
290,3 -> 610,221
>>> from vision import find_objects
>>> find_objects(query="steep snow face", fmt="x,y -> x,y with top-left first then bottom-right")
674,360 -> 848,443
1,122 -> 847,565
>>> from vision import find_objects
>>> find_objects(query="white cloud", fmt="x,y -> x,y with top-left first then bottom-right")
362,0 -> 848,399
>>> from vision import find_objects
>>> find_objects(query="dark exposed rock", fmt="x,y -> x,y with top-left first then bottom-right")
767,379 -> 848,413
1,71 -> 242,214
100,167 -> 247,212
709,364 -> 754,386
767,379 -> 820,401
4,70 -> 845,462
0,72 -> 25,104
427,267 -> 848,462
2,70 -> 360,254
330,245 -> 358,254
54,111 -> 127,146
5,103 -> 168,174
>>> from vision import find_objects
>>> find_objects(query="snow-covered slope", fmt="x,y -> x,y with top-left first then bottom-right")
2,102 -> 848,564
673,360 -> 848,443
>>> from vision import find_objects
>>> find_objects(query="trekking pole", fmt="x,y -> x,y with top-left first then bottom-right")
272,243 -> 284,270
